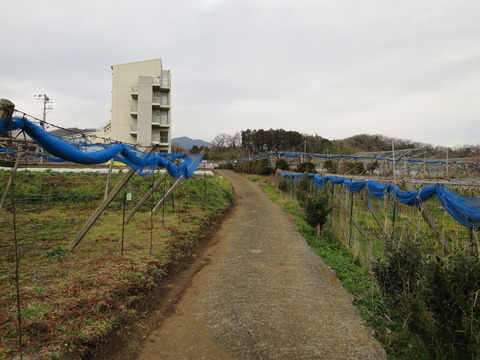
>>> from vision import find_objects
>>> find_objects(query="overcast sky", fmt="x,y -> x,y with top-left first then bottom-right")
2,0 -> 479,147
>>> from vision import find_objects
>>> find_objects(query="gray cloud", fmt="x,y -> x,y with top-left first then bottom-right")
2,0 -> 479,146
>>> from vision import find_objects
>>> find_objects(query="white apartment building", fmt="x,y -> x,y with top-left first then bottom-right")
99,58 -> 171,152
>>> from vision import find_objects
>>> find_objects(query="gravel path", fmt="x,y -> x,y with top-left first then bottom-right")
134,170 -> 386,359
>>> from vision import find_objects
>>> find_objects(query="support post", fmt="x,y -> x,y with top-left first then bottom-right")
359,192 -> 388,237
125,171 -> 169,223
333,191 -> 367,239
67,168 -> 136,252
151,176 -> 185,215
348,190 -> 354,248
405,183 -> 449,250
104,159 -> 114,200
0,157 -> 20,212
150,151 -> 205,216
469,228 -> 479,251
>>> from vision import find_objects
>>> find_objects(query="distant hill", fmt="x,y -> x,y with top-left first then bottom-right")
172,136 -> 212,150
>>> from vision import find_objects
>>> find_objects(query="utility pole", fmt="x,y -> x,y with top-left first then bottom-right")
35,94 -> 53,130
34,94 -> 53,163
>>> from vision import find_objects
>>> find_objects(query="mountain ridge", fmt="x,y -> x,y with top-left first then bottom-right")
171,136 -> 212,150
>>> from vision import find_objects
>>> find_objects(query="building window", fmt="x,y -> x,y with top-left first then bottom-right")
160,131 -> 168,143
161,94 -> 168,105
161,113 -> 168,124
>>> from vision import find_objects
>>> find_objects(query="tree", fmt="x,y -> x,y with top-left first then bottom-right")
275,159 -> 289,171
296,162 -> 316,174
211,133 -> 230,150
171,142 -> 185,154
229,132 -> 242,149
300,190 -> 331,237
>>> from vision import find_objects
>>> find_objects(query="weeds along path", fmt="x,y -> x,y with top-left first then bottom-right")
129,170 -> 386,359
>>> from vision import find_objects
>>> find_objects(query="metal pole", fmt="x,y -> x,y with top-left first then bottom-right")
121,191 -> 127,256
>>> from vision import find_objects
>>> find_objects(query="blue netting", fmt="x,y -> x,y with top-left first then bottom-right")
436,187 -> 480,229
389,184 -> 437,206
1,117 -> 203,178
280,172 -> 480,229
343,179 -> 367,194
366,180 -> 389,200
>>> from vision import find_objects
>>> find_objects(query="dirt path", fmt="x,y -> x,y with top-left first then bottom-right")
113,170 -> 386,359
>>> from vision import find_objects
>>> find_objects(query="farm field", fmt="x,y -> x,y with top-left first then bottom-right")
0,170 -> 233,359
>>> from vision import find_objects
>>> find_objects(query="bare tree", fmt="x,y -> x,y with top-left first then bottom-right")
229,132 -> 242,149
211,133 -> 230,149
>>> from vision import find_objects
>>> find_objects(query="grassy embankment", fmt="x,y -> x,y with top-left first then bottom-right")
0,169 -> 233,359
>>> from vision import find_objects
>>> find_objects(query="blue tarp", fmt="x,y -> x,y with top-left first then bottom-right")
1,117 -> 203,178
280,173 -> 480,229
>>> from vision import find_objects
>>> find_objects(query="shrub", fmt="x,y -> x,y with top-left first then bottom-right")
255,158 -> 274,175
234,158 -> 273,175
324,159 -> 337,173
278,177 -> 290,193
295,175 -> 312,204
275,159 -> 289,171
374,239 -> 480,359
374,239 -> 424,298
422,253 -> 480,359
300,191 -> 330,236
342,161 -> 365,175
296,162 -> 317,174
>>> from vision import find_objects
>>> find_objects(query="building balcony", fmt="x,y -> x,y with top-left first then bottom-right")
152,121 -> 170,127
152,102 -> 170,109
130,125 -> 137,136
130,106 -> 138,118
152,75 -> 171,90
131,86 -> 138,99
